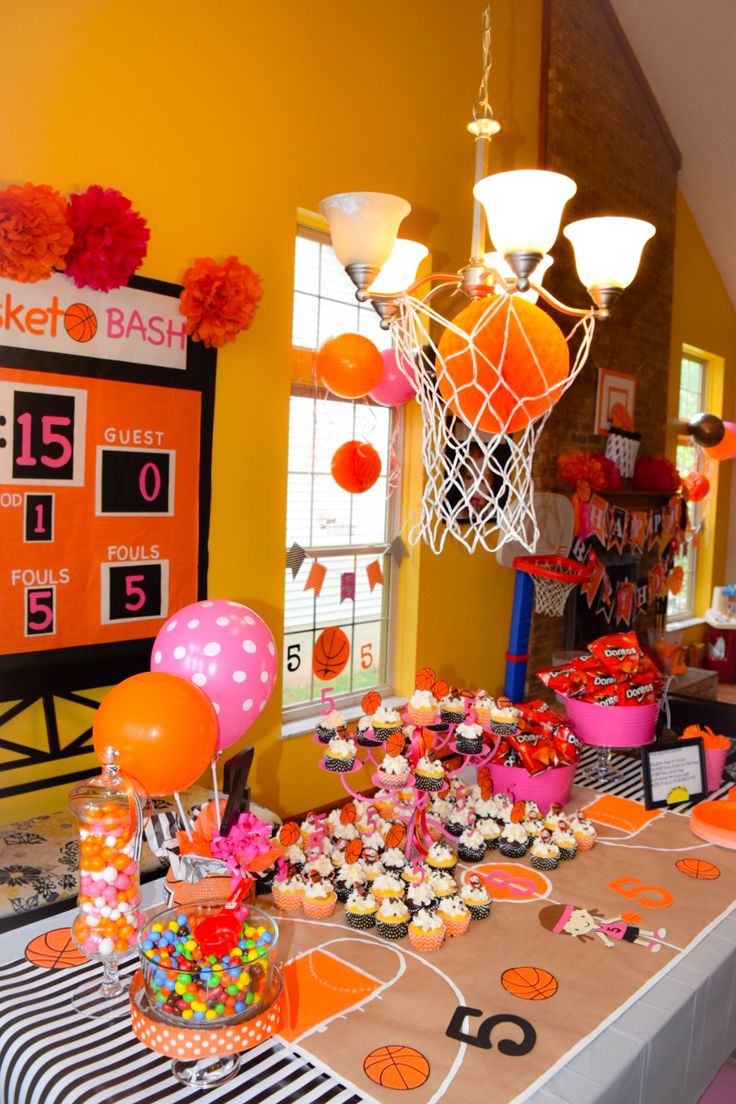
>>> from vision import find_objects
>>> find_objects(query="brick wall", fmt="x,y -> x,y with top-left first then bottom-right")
526,0 -> 679,688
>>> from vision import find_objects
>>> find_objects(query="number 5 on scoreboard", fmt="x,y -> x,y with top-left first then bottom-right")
100,560 -> 170,624
24,586 -> 56,637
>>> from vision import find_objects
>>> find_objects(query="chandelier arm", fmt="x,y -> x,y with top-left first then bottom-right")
368,272 -> 463,300
529,281 -> 601,319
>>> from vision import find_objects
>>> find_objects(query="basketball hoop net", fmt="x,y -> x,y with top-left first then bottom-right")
513,554 -> 591,618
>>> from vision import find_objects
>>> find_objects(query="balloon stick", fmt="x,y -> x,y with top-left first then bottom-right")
211,757 -> 222,830
173,791 -> 194,841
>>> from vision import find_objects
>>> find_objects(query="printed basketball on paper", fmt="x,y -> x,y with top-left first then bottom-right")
363,1045 -> 430,1090
501,966 -> 558,1001
26,928 -> 88,969
312,627 -> 350,681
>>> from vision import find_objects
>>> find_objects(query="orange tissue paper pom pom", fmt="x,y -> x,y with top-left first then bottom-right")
179,255 -> 263,348
0,183 -> 73,283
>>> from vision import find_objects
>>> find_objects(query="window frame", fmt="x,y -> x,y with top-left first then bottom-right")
668,350 -> 708,623
282,226 -> 403,724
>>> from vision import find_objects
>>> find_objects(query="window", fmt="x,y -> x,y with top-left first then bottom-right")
283,227 -> 399,717
669,351 -> 707,620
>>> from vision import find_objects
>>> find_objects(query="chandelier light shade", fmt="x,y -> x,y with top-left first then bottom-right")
473,169 -> 577,258
368,239 -> 429,294
563,216 -> 656,291
318,192 -> 411,292
483,251 -> 554,304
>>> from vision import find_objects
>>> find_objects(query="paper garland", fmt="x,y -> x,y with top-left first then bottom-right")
340,571 -> 356,603
286,543 -> 401,597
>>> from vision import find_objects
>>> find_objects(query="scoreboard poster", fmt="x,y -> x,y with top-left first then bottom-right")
0,273 -> 215,699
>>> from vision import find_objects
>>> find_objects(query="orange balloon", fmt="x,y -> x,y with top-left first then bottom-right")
93,672 -> 217,796
317,333 -> 383,398
704,421 -> 736,461
436,294 -> 569,432
681,470 -> 710,502
331,440 -> 381,493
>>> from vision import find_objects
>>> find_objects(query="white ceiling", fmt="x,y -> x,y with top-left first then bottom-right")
611,0 -> 736,308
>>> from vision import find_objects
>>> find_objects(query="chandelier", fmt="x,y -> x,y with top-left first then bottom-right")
318,7 -> 655,555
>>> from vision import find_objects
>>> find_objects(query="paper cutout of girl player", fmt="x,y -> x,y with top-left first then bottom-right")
538,903 -> 667,952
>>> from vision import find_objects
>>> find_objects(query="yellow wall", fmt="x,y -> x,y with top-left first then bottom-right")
0,0 -> 543,823
668,191 -> 736,620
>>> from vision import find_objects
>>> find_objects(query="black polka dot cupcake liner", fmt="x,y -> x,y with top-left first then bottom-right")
465,901 -> 492,920
324,756 -> 355,772
426,721 -> 449,732
376,920 -> 409,940
406,896 -> 439,915
491,720 -> 518,735
499,841 -> 528,858
480,836 -> 500,851
372,725 -> 401,742
457,845 -> 485,863
441,709 -> 465,725
316,727 -> 338,744
454,738 -> 484,756
336,881 -> 361,902
444,822 -> 465,837
414,773 -> 444,792
426,861 -> 457,878
345,910 -> 377,929
557,845 -> 578,861
530,855 -> 559,871
357,730 -> 381,747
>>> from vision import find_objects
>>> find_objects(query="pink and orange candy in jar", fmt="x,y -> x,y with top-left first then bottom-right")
70,748 -> 146,957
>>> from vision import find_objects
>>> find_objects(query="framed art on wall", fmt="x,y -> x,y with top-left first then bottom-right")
595,367 -> 637,435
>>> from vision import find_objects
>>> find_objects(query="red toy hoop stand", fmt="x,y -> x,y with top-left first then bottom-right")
513,554 -> 591,618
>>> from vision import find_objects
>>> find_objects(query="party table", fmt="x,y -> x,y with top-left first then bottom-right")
1,754 -> 735,1104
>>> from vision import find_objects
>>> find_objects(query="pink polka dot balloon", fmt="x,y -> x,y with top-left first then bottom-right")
151,600 -> 277,752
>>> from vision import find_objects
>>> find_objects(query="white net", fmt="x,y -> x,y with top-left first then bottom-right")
391,290 -> 596,554
531,573 -> 579,617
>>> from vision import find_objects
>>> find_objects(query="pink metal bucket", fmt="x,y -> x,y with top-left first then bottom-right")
560,694 -> 659,748
704,745 -> 729,792
489,763 -> 575,811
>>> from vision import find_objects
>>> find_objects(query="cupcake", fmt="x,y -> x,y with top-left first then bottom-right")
472,796 -> 497,820
405,880 -> 438,915
371,706 -> 404,741
402,863 -> 430,887
454,721 -> 485,756
324,735 -> 356,772
303,879 -> 338,919
361,850 -> 384,882
316,709 -> 347,744
473,693 -> 496,728
360,829 -> 387,855
372,872 -> 405,902
272,874 -> 304,911
457,827 -> 485,863
499,822 -> 529,858
524,801 -> 542,821
543,803 -> 566,832
406,689 -> 439,727
429,795 -> 452,821
375,898 -> 410,940
414,755 -> 446,792
570,813 -> 597,851
356,715 -> 380,747
529,833 -> 560,872
408,908 -> 446,952
302,853 -> 335,881
437,894 -> 471,937
283,842 -> 306,871
522,818 -> 543,840
552,822 -> 578,861
345,888 -> 378,930
427,870 -> 457,900
490,697 -> 520,735
376,753 -> 411,789
446,804 -> 475,838
381,847 -> 408,876
487,793 -> 513,822
477,818 -> 501,850
334,862 -> 367,902
426,841 -> 457,877
439,694 -> 466,726
459,877 -> 492,920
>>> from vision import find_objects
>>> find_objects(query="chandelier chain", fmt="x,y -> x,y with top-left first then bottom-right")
473,5 -> 494,122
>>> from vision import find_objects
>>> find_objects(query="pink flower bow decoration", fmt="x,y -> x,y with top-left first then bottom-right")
210,811 -> 280,877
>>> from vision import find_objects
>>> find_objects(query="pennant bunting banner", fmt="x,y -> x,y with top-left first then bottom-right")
366,559 -> 384,591
286,542 -> 307,579
629,511 -> 647,551
390,535 -> 409,563
304,560 -> 327,597
589,494 -> 609,544
581,550 -> 606,607
340,571 -> 356,603
616,580 -> 635,625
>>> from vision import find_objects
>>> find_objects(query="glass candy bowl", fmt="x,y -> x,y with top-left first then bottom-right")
138,903 -> 279,1028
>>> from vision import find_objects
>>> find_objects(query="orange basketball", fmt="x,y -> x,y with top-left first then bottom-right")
317,333 -> 384,399
432,678 -> 449,699
477,766 -> 493,800
363,1045 -> 430,1090
415,666 -> 436,690
345,838 -> 363,864
675,858 -> 720,880
64,302 -> 98,343
436,295 -> 569,433
385,822 -> 406,848
362,690 -> 382,715
340,801 -> 357,825
501,966 -> 558,1001
279,821 -> 300,847
312,626 -> 350,681
510,800 -> 526,824
386,729 -> 406,757
26,928 -> 88,969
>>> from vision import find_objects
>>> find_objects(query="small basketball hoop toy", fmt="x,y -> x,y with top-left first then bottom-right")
513,555 -> 591,619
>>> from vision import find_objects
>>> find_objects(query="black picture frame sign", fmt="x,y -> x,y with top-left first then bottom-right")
641,738 -> 707,810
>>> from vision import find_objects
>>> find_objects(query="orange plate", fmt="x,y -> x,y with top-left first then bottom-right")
129,968 -> 284,1058
690,791 -> 736,849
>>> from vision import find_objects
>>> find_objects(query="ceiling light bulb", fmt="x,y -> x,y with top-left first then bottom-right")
474,170 -> 577,257
318,192 -> 411,268
563,216 -> 656,291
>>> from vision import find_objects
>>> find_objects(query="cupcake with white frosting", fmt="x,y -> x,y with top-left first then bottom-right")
426,841 -> 457,877
371,706 -> 403,741
408,908 -> 446,951
376,753 -> 410,789
457,826 -> 485,863
372,872 -> 405,902
529,832 -> 560,872
302,879 -> 337,918
406,689 -> 438,727
324,735 -> 356,773
345,888 -> 378,929
316,709 -> 347,744
405,880 -> 438,915
454,721 -> 485,756
459,877 -> 492,920
414,755 -> 445,792
499,822 -> 530,858
439,694 -> 466,726
375,897 -> 410,940
436,894 -> 471,937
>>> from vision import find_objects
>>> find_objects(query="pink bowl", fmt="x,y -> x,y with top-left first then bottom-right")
489,763 -> 575,811
559,694 -> 659,748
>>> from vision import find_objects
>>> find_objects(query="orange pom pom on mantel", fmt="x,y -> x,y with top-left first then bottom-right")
317,333 -> 383,398
0,183 -> 73,283
331,440 -> 381,493
436,294 -> 569,433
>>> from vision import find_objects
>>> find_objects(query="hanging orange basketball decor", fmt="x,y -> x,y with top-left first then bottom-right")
317,333 -> 383,399
436,294 -> 569,433
312,626 -> 350,680
704,421 -> 736,461
331,440 -> 382,494
681,470 -> 710,502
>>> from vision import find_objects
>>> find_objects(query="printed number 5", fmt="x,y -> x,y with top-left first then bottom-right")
287,643 -> 301,673
360,643 -> 373,670
321,686 -> 335,714
28,589 -> 53,631
124,573 -> 146,612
